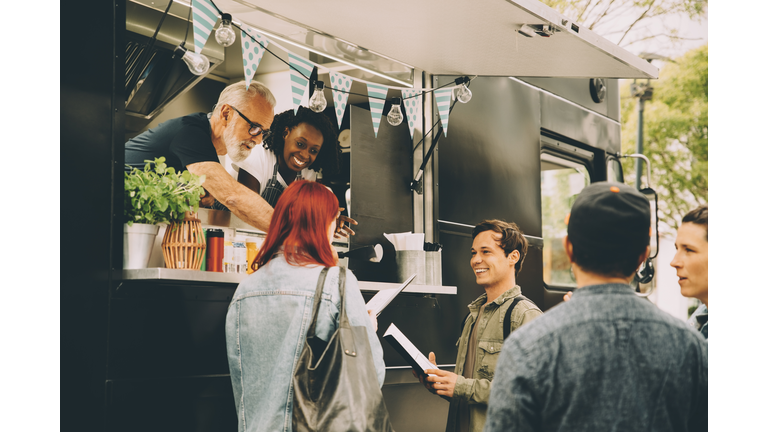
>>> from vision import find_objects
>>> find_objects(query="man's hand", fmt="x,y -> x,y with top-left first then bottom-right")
563,291 -> 573,302
334,208 -> 358,239
367,309 -> 378,332
200,189 -> 216,208
412,352 -> 453,401
424,352 -> 458,399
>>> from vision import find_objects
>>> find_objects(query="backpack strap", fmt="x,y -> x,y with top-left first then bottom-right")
503,295 -> 529,339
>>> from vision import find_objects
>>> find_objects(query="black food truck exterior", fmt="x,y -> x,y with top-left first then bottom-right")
61,0 -> 659,431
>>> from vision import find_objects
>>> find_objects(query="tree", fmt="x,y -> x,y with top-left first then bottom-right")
541,0 -> 707,53
620,44 -> 708,233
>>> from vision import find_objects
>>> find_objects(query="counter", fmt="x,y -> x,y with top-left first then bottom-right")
137,208 -> 457,295
120,268 -> 457,295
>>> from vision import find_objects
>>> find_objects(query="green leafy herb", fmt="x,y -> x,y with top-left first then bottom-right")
124,157 -> 206,226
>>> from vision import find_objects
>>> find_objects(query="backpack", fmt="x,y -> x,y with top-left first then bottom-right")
459,295 -> 529,340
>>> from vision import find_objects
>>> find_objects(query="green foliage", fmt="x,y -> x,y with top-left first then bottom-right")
124,157 -> 206,226
540,0 -> 707,50
621,45 -> 707,233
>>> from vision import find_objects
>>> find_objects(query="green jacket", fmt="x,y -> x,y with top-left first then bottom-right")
445,285 -> 543,432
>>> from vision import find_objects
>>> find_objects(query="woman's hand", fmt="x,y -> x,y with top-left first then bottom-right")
334,208 -> 358,238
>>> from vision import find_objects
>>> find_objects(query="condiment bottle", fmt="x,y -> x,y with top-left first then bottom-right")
206,229 -> 224,272
246,238 -> 259,274
223,240 -> 234,273
233,236 -> 247,274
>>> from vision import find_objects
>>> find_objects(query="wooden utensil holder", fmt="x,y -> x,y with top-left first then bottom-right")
162,212 -> 207,270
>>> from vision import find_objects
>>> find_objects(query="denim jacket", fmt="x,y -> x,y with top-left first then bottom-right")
446,285 -> 543,432
688,303 -> 708,339
225,255 -> 385,432
484,284 -> 708,432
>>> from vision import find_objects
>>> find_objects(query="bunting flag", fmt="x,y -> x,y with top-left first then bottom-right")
192,0 -> 219,54
288,54 -> 315,114
329,71 -> 353,129
401,89 -> 423,140
241,29 -> 269,88
366,84 -> 388,137
434,88 -> 453,137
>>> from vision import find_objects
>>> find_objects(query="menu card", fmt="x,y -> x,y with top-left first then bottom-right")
366,274 -> 417,317
383,323 -> 437,377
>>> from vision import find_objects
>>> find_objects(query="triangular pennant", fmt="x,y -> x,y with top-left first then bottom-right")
192,0 -> 219,54
434,88 -> 453,137
401,89 -> 423,140
329,71 -> 353,129
288,53 -> 315,114
241,29 -> 269,88
366,84 -> 388,137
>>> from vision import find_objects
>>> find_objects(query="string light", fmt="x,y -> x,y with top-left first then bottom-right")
174,43 -> 210,76
454,76 -> 472,103
308,81 -> 328,113
386,97 -> 404,126
215,13 -> 236,47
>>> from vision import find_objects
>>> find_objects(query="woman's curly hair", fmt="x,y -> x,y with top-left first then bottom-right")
263,106 -> 340,175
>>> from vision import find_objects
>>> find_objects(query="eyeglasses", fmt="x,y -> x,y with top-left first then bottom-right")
230,106 -> 270,138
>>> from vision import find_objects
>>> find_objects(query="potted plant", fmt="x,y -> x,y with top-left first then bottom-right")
124,157 -> 206,269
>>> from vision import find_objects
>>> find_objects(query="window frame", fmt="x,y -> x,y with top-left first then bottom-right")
539,145 -> 594,293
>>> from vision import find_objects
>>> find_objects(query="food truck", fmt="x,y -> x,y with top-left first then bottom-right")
61,0 -> 658,430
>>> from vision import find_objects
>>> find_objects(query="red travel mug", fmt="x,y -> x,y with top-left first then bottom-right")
206,229 -> 224,272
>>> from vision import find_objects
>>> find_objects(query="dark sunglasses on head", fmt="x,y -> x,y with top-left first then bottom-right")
229,105 -> 270,138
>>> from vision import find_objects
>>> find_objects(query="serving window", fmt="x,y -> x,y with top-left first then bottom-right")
540,152 -> 590,290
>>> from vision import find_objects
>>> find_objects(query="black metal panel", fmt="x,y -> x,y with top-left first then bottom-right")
382,382 -> 449,432
518,78 -> 620,121
540,91 -> 621,153
108,281 -> 236,379
349,105 -> 414,283
105,376 -> 237,432
61,1 -> 124,431
435,76 -> 542,236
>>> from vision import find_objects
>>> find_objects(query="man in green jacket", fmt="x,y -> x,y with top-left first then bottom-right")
419,219 -> 543,432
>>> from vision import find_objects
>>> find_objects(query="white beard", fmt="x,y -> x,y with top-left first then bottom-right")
223,122 -> 253,162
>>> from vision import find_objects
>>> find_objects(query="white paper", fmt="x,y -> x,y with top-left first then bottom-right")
384,232 -> 425,251
366,274 -> 417,316
383,323 -> 437,375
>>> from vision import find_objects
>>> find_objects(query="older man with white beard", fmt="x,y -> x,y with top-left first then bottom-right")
125,81 -> 277,231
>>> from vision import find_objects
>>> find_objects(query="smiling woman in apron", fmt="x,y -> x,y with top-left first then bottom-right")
235,106 -> 356,237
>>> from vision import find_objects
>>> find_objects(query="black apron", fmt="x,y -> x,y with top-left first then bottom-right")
262,161 -> 302,207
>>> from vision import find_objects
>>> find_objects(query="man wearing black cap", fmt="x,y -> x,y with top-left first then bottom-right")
483,182 -> 708,432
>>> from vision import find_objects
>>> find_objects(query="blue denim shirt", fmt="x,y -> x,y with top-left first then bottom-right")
225,255 -> 385,432
484,283 -> 708,432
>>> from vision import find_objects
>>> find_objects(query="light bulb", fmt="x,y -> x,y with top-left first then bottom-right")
456,83 -> 472,103
215,13 -> 236,47
387,97 -> 403,126
175,45 -> 210,76
308,81 -> 327,113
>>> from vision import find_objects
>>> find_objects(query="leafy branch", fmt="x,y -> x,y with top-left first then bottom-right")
124,157 -> 207,226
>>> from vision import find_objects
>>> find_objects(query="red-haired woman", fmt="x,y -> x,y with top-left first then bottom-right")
225,180 -> 384,432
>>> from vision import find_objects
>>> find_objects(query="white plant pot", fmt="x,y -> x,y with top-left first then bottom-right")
124,223 -> 160,269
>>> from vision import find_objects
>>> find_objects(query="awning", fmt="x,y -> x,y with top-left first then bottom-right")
211,0 -> 658,86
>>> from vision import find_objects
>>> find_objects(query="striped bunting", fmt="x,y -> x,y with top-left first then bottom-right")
288,53 -> 314,114
192,0 -> 219,54
401,88 -> 422,140
329,71 -> 353,129
241,28 -> 269,88
434,88 -> 453,137
366,84 -> 388,137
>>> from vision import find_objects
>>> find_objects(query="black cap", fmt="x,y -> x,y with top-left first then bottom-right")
567,182 -> 650,249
